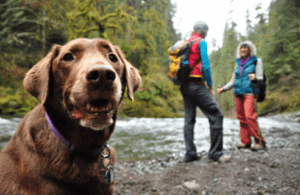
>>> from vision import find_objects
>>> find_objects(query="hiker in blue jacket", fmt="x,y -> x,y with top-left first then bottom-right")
217,41 -> 267,151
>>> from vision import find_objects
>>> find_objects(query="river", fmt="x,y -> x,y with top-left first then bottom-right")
1,112 -> 300,160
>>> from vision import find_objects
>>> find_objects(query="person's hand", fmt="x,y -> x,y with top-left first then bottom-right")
208,86 -> 215,97
249,73 -> 256,81
217,86 -> 224,94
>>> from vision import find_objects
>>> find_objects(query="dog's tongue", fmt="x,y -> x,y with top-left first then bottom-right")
72,109 -> 87,119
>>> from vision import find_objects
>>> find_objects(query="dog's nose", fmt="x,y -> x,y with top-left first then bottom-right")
86,65 -> 116,84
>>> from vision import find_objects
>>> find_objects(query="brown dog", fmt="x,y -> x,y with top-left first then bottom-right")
0,38 -> 141,195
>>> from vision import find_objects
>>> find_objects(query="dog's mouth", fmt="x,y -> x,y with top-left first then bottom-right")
71,98 -> 115,130
72,99 -> 113,118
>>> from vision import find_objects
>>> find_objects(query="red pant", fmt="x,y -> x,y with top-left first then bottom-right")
235,95 -> 265,145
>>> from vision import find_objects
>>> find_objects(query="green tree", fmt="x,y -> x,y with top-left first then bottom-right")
211,22 -> 240,113
67,0 -> 128,41
260,0 -> 300,89
1,0 -> 70,66
0,0 -> 39,53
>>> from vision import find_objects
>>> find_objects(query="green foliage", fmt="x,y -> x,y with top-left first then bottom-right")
121,0 -> 172,73
1,0 -> 48,55
260,0 -> 300,86
0,0 -> 181,118
0,55 -> 28,88
0,0 -> 36,52
67,0 -> 129,41
0,135 -> 11,143
0,86 -> 38,115
118,62 -> 183,118
211,22 -> 240,114
258,85 -> 300,114
1,0 -> 69,67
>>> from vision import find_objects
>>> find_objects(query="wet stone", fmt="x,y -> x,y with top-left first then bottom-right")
143,167 -> 153,174
175,185 -> 184,189
183,180 -> 200,190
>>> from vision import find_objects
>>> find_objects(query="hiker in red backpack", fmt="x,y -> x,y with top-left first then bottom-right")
217,41 -> 267,151
180,21 -> 231,163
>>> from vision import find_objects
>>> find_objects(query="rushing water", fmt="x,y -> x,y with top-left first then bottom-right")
1,114 -> 300,160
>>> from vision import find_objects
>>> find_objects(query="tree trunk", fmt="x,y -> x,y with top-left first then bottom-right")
127,0 -> 142,11
42,2 -> 46,57
126,0 -> 142,43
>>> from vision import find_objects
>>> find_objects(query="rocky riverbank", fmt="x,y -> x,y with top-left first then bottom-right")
111,111 -> 300,194
113,146 -> 300,195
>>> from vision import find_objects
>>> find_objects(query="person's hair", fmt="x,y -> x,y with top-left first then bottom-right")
240,44 -> 250,50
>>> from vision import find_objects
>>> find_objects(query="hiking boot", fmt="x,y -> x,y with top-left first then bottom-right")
217,155 -> 231,163
251,143 -> 267,151
185,155 -> 201,163
251,139 -> 267,151
237,143 -> 251,150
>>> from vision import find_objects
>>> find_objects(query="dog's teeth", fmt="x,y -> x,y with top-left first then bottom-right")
87,104 -> 91,111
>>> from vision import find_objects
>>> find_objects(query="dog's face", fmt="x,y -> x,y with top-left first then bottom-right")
23,38 -> 141,130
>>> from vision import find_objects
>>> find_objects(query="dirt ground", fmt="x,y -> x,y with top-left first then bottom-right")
113,146 -> 300,195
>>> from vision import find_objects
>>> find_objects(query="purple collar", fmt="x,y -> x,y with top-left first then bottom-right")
45,112 -> 107,158
240,56 -> 250,66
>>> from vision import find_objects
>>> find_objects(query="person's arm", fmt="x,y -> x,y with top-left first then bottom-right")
255,58 -> 263,81
199,39 -> 213,87
222,64 -> 237,91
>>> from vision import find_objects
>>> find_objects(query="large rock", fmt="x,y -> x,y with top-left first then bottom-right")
183,180 -> 200,190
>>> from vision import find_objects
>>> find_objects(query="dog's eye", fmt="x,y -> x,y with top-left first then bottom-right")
63,53 -> 74,62
108,54 -> 118,63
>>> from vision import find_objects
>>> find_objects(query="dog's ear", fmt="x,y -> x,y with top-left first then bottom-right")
23,45 -> 61,105
114,46 -> 141,101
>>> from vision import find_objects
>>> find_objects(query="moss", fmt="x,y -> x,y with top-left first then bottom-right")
167,96 -> 184,112
0,135 -> 11,142
118,72 -> 184,118
23,96 -> 39,109
0,86 -> 38,115
0,56 -> 28,89
257,85 -> 300,115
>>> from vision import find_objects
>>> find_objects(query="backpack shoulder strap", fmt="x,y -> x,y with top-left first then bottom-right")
254,58 -> 267,82
189,38 -> 200,48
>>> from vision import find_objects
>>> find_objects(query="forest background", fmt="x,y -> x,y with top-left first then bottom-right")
1,0 -> 300,118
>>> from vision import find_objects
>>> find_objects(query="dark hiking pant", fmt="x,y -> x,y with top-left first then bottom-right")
180,83 -> 224,161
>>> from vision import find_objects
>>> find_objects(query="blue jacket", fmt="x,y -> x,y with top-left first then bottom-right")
234,56 -> 258,95
183,39 -> 213,86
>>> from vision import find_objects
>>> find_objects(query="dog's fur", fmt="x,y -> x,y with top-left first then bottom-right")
0,38 -> 141,195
